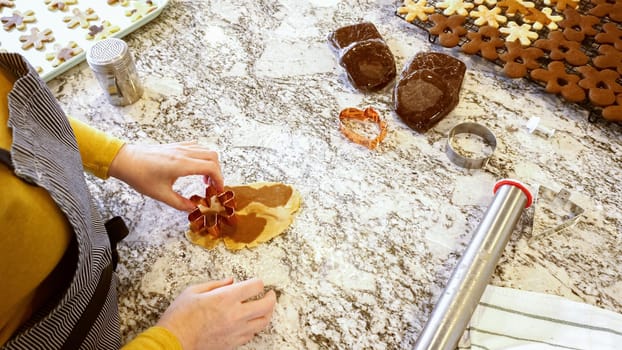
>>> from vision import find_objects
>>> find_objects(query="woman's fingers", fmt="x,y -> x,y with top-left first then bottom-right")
190,277 -> 235,293
242,290 -> 277,320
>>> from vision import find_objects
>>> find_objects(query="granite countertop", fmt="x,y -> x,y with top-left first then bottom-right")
47,0 -> 622,348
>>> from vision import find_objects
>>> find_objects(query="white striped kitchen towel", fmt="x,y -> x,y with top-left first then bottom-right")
464,285 -> 622,350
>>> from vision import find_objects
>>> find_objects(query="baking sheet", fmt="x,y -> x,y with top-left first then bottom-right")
0,0 -> 169,82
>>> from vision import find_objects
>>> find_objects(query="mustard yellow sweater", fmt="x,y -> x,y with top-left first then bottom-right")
0,66 -> 180,350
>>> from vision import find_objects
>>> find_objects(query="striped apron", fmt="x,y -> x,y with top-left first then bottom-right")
0,53 -> 122,349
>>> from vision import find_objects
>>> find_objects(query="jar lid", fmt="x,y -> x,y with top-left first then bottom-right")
86,38 -> 131,72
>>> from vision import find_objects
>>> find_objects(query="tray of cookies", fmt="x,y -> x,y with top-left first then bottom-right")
0,0 -> 168,82
395,0 -> 622,123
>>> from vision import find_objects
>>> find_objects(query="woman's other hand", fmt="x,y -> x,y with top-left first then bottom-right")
108,141 -> 224,211
157,278 -> 277,350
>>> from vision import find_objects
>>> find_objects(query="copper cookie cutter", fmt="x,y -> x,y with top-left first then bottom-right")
446,122 -> 497,169
188,185 -> 237,238
338,107 -> 388,150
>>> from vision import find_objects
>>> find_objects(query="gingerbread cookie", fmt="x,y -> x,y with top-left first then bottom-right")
461,25 -> 505,60
602,94 -> 622,122
45,0 -> 77,12
589,0 -> 622,22
45,41 -> 82,67
499,21 -> 539,46
19,27 -> 54,50
470,5 -> 507,28
1,10 -> 36,31
533,30 -> 588,66
593,45 -> 622,74
63,8 -> 98,29
557,8 -> 599,42
499,41 -> 544,78
530,61 -> 585,102
595,22 -> 622,51
86,20 -> 121,40
524,7 -> 562,31
428,13 -> 467,47
435,0 -> 474,16
543,0 -> 579,11
125,0 -> 158,22
576,66 -> 622,106
497,0 -> 534,17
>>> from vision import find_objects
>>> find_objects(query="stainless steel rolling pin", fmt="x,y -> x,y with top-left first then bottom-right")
414,179 -> 533,350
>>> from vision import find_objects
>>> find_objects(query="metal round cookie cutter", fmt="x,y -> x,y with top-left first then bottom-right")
446,122 -> 497,169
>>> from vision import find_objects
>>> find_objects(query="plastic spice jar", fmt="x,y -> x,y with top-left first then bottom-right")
86,38 -> 143,106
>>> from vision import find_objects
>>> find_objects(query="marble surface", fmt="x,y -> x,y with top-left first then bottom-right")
46,0 -> 622,348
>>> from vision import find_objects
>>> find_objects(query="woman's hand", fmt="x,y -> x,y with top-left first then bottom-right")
108,141 -> 224,211
157,278 -> 277,350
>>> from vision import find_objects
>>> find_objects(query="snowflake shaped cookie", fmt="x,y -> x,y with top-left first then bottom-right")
125,0 -> 158,22
19,27 -> 54,50
1,10 -> 36,31
435,0 -> 474,16
525,7 -> 562,30
397,0 -> 435,22
86,20 -> 121,40
469,5 -> 507,28
45,41 -> 83,67
497,0 -> 534,17
500,21 -> 539,46
63,8 -> 99,28
45,0 -> 78,12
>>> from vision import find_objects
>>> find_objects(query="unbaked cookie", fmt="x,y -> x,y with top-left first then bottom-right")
45,41 -> 82,67
86,20 -> 120,40
186,182 -> 302,250
63,8 -> 98,28
107,0 -> 129,5
45,0 -> 77,12
19,27 -> 54,50
1,10 -> 36,31
0,1 -> 14,10
125,0 -> 158,22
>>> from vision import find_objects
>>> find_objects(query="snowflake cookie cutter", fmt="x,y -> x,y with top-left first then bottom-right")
188,185 -> 237,238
